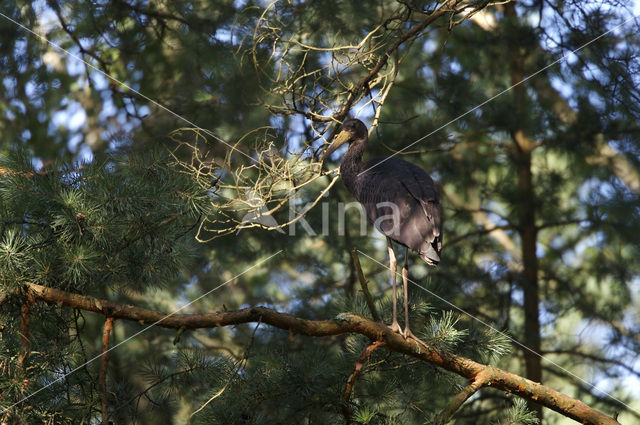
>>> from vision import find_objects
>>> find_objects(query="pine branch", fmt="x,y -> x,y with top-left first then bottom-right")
432,370 -> 490,425
190,317 -> 261,420
100,317 -> 114,425
330,0 -> 485,124
542,348 -> 640,378
342,340 -> 385,423
351,249 -> 380,322
17,296 -> 32,371
25,281 -> 621,425
18,294 -> 34,394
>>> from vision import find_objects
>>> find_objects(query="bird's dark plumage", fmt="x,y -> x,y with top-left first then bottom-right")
333,119 -> 442,265
325,118 -> 442,338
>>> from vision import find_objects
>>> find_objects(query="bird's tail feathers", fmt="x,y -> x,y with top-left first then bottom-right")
420,244 -> 440,266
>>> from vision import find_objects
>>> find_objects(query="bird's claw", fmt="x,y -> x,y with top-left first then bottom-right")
404,328 -> 429,349
389,324 -> 427,348
389,323 -> 416,340
389,321 -> 402,335
403,328 -> 415,340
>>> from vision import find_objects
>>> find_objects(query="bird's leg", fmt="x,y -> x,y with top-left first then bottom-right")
399,251 -> 428,348
387,238 -> 401,334
402,246 -> 413,339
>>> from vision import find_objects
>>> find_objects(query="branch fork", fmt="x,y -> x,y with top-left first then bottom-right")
23,282 -> 621,425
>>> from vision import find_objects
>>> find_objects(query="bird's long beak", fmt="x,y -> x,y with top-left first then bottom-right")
321,130 -> 351,161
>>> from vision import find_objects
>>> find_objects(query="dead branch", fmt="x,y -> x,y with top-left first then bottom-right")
17,294 -> 33,397
100,317 -> 115,425
23,281 -> 621,425
332,0 -> 463,124
167,1 -> 504,238
351,249 -> 380,322
432,369 -> 491,424
342,340 -> 385,423
17,296 -> 32,372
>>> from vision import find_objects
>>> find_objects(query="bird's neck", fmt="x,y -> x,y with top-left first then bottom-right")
340,139 -> 367,197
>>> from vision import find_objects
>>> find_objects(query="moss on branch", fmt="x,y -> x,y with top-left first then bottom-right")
25,282 -> 620,425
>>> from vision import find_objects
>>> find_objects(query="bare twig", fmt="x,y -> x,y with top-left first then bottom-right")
16,294 -> 34,399
100,316 -> 115,424
17,296 -> 32,373
190,316 -> 262,419
351,249 -> 380,322
342,340 -> 385,423
167,1 -> 501,238
432,369 -> 491,424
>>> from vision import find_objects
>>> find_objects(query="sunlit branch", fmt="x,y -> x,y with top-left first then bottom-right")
25,281 -> 622,425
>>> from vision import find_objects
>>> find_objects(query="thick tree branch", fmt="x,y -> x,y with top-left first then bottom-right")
114,0 -> 191,26
25,282 -> 620,425
587,139 -> 640,195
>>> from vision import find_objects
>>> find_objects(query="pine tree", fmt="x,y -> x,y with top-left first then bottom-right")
1,1 -> 639,424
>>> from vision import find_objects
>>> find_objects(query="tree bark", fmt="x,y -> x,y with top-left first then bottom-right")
100,317 -> 115,425
342,340 -> 385,423
24,282 -> 621,425
504,3 -> 543,420
515,133 -> 543,419
18,296 -> 33,395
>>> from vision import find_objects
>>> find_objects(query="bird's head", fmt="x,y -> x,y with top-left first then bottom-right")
322,119 -> 368,160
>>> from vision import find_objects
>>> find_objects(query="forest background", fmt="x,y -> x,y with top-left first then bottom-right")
1,1 -> 640,424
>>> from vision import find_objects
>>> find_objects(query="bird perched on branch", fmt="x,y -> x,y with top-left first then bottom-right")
323,119 -> 442,338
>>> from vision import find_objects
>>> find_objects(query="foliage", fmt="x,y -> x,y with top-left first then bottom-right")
1,0 -> 639,424
494,398 -> 540,425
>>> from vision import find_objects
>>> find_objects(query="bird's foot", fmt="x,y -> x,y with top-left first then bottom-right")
403,327 -> 429,348
389,323 -> 427,348
389,320 -> 402,335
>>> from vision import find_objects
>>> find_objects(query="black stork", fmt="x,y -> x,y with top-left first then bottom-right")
324,119 -> 442,338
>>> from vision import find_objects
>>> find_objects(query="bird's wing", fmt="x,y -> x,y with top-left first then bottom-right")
396,163 -> 442,255
358,158 -> 442,260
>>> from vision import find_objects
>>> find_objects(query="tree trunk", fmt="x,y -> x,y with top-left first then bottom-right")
505,3 -> 543,420
515,136 -> 543,420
